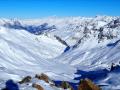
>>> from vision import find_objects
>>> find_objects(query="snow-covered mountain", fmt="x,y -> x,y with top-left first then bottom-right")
0,16 -> 120,90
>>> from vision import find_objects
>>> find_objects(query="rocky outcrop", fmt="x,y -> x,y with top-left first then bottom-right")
61,81 -> 73,90
32,83 -> 44,90
54,35 -> 71,52
35,73 -> 49,83
2,73 -> 102,90
54,35 -> 69,47
78,78 -> 101,90
35,73 -> 55,86
18,76 -> 32,84
3,21 -> 56,35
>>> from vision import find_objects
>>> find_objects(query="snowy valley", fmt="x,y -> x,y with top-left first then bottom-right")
0,16 -> 120,90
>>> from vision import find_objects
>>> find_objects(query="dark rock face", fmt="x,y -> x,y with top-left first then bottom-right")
18,76 -> 32,84
108,18 -> 120,28
54,35 -> 69,47
3,21 -> 56,35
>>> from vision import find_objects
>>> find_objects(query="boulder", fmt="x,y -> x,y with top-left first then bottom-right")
32,83 -> 44,90
78,78 -> 101,90
18,76 -> 32,84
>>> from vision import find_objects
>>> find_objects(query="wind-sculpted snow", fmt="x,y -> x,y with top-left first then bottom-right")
0,16 -> 120,90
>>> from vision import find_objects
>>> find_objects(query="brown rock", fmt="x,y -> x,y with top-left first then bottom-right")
35,73 -> 50,83
32,83 -> 44,90
78,78 -> 101,90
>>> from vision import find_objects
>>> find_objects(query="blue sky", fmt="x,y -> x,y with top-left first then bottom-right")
0,0 -> 120,18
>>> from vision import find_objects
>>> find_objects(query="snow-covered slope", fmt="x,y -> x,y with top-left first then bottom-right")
0,26 -> 76,90
0,16 -> 120,90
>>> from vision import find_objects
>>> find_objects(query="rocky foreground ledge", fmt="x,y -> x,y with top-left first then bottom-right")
1,73 -> 101,90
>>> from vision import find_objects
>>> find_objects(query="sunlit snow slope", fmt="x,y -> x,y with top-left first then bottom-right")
0,26 -> 76,89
